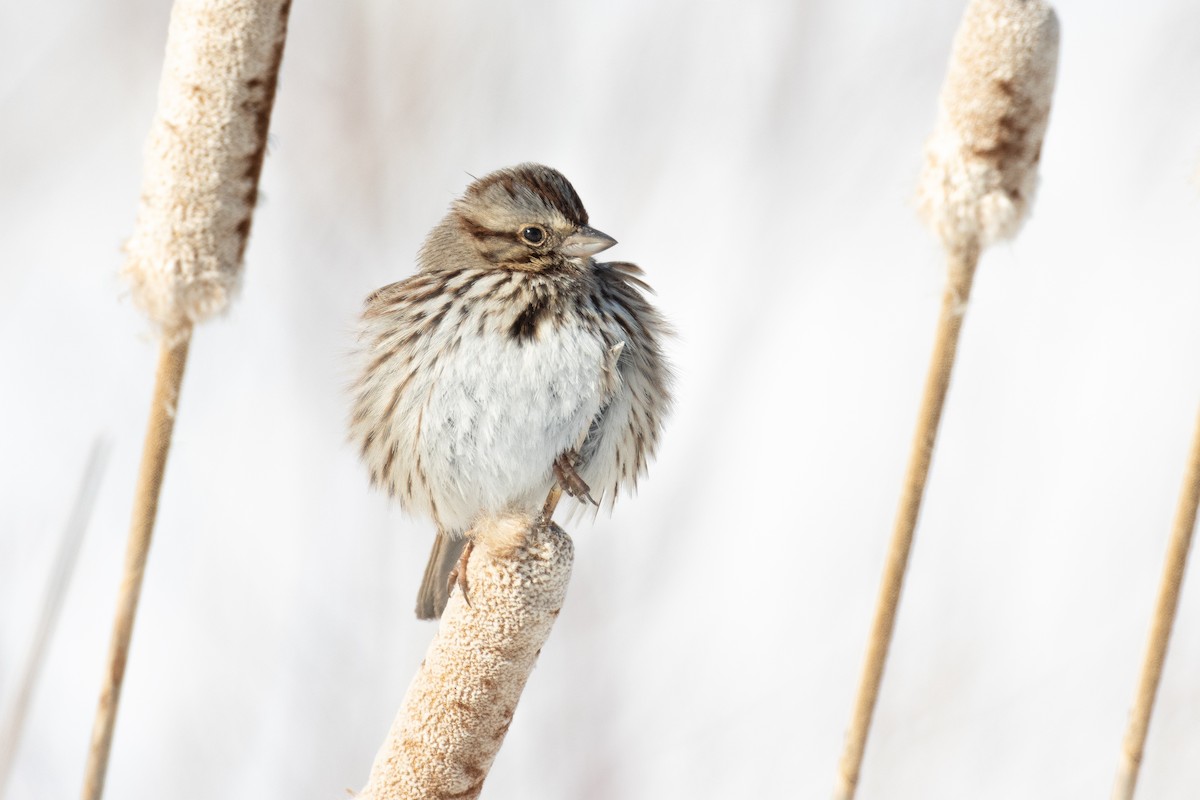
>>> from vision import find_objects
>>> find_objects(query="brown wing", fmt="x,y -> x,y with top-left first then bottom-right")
576,261 -> 674,508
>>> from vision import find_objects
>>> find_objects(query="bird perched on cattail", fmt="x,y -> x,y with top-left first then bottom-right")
351,164 -> 672,619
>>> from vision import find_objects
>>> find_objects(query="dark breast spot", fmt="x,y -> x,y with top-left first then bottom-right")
509,296 -> 551,343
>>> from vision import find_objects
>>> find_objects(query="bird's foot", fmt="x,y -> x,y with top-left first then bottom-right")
447,539 -> 475,608
554,450 -> 597,505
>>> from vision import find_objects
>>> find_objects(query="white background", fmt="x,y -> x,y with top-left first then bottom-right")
3,1 -> 1200,797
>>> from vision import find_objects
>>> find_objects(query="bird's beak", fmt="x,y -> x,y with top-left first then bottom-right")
561,225 -> 617,258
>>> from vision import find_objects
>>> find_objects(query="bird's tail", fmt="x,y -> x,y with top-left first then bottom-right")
416,529 -> 465,620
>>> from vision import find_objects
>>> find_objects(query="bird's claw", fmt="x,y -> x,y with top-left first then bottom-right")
447,539 -> 475,608
554,450 -> 596,504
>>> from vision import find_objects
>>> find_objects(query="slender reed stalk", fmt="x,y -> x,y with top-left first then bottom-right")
0,441 -> 110,800
835,247 -> 977,800
1112,407 -> 1200,800
84,2 -> 291,797
82,335 -> 190,800
357,513 -> 572,800
833,2 -> 1058,796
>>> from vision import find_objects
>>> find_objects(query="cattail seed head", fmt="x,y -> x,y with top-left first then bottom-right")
917,0 -> 1060,254
358,513 -> 572,799
122,0 -> 290,335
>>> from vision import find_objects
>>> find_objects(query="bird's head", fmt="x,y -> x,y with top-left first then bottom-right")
450,163 -> 616,272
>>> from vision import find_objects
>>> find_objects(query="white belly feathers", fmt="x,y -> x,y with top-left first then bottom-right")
416,319 -> 608,531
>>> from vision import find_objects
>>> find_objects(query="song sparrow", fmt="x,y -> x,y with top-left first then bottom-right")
350,164 -> 672,619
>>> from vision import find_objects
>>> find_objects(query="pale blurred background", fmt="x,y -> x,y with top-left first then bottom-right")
3,1 -> 1200,797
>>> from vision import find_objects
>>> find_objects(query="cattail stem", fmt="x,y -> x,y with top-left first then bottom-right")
358,514 -> 572,800
1112,407 -> 1200,800
835,0 -> 1057,790
87,0 -> 290,791
81,331 -> 191,800
835,244 -> 979,800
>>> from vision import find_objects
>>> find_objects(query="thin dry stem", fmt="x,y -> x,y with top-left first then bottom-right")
834,245 -> 979,800
0,441 -> 110,800
81,333 -> 190,800
1112,407 -> 1200,800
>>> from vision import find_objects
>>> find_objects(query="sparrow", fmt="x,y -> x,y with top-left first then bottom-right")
350,164 -> 672,618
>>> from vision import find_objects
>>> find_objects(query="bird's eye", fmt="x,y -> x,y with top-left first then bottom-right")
520,226 -> 546,245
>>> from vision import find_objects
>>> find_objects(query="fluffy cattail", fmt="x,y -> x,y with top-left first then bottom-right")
122,0 -> 291,335
835,3 -> 1059,799
916,0 -> 1060,256
84,4 -> 290,799
357,514 -> 573,800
